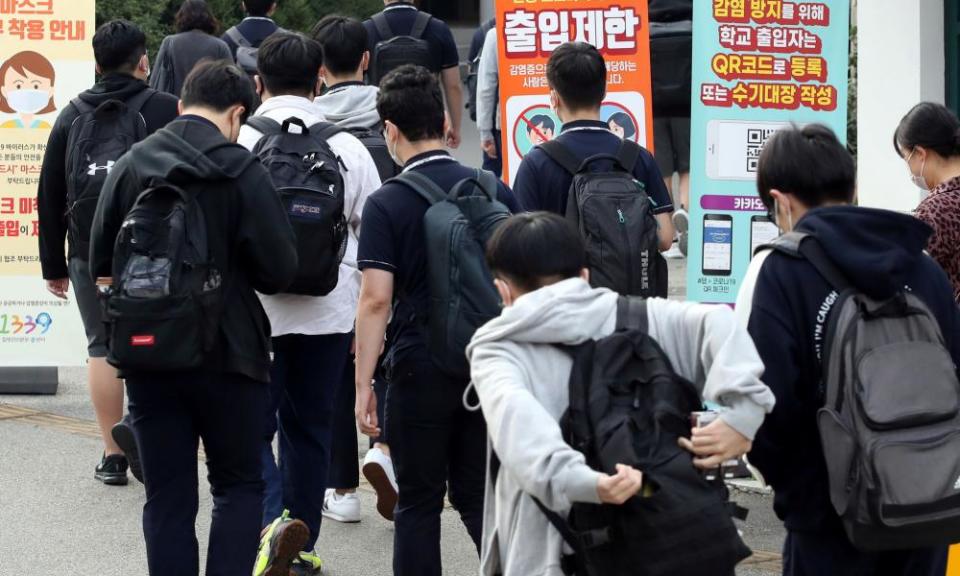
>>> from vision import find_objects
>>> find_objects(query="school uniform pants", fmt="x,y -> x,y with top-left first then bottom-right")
783,527 -> 948,576
386,351 -> 486,576
126,370 -> 266,576
261,332 -> 352,550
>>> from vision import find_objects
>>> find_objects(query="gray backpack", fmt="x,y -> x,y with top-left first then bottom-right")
391,169 -> 510,378
226,26 -> 285,75
767,232 -> 960,551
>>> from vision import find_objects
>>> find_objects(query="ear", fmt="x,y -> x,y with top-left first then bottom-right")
318,66 -> 328,87
494,278 -> 513,308
139,53 -> 149,72
254,75 -> 264,95
177,100 -> 184,115
443,111 -> 451,137
580,268 -> 590,283
95,63 -> 102,76
361,51 -> 371,73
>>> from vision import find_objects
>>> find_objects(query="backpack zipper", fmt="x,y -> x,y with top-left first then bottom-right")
616,200 -> 635,292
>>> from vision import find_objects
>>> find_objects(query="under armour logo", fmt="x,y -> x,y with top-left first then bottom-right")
87,160 -> 115,176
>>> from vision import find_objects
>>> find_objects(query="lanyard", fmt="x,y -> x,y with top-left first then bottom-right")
403,155 -> 457,173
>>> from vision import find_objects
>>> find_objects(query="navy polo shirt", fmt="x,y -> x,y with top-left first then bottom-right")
358,151 -> 519,368
222,17 -> 280,58
513,120 -> 674,216
364,2 -> 460,73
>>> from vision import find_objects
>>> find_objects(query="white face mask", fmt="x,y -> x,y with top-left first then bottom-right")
774,198 -> 794,233
905,149 -> 929,192
386,127 -> 401,166
7,89 -> 49,114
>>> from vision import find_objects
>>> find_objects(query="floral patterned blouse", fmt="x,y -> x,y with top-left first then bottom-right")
915,175 -> 960,303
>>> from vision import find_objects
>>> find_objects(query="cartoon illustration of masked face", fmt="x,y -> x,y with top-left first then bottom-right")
0,51 -> 57,129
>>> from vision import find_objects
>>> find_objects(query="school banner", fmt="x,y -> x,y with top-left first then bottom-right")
495,0 -> 654,185
0,0 -> 94,366
687,0 -> 849,303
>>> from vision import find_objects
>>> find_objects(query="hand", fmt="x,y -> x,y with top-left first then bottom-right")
596,464 -> 644,504
46,278 -> 69,300
446,126 -> 461,149
678,417 -> 753,470
355,380 -> 380,438
481,138 -> 498,159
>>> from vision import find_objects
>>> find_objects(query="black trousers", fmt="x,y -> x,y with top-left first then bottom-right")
386,353 -> 486,576
783,528 -> 948,576
126,371 -> 267,576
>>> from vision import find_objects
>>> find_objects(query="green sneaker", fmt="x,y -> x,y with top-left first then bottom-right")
291,552 -> 323,575
252,510 -> 310,576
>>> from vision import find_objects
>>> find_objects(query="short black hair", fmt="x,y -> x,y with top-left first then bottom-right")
243,0 -> 276,17
894,102 -> 960,159
757,124 -> 855,210
486,212 -> 586,293
175,0 -> 220,35
256,32 -> 324,97
528,114 -> 555,134
609,112 -> 636,138
310,15 -> 368,77
377,65 -> 444,142
547,42 -> 607,111
93,20 -> 147,74
181,59 -> 256,122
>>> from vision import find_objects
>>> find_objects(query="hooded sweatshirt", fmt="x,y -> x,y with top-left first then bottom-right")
736,206 -> 960,533
467,278 -> 774,576
313,82 -> 381,131
38,73 -> 179,279
89,117 -> 299,383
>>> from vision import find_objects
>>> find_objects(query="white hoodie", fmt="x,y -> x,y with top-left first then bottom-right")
466,278 -> 774,576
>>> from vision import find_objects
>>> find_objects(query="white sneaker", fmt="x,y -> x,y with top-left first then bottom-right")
362,447 -> 398,521
322,489 -> 361,523
672,208 -> 689,257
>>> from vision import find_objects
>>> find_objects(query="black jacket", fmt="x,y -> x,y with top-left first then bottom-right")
746,206 -> 960,532
89,116 -> 298,383
38,73 -> 179,279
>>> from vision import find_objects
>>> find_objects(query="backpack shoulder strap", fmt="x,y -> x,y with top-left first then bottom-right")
539,140 -> 581,176
615,138 -> 643,172
477,168 -> 499,200
392,171 -> 447,205
311,121 -> 345,143
69,97 -> 94,117
125,88 -> 155,115
226,26 -> 252,48
246,115 -> 282,136
372,13 -> 394,40
616,295 -> 649,333
765,231 -> 852,290
410,11 -> 432,39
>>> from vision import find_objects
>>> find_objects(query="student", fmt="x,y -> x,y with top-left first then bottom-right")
364,0 -> 463,149
512,42 -> 675,250
895,102 -> 960,302
354,64 -> 519,576
237,32 -> 381,573
310,14 -> 398,524
150,0 -> 233,97
37,19 -> 179,486
88,59 -> 299,576
222,0 -> 280,68
476,25 -> 502,177
736,124 -> 960,575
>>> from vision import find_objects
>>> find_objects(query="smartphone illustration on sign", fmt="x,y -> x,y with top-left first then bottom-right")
706,120 -> 794,181
750,215 -> 780,258
702,214 -> 733,276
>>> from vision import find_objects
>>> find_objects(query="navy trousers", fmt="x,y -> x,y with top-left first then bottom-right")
261,332 -> 352,550
387,353 -> 486,576
783,528 -> 948,576
126,371 -> 266,576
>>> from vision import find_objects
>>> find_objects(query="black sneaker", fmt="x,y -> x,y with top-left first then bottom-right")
111,418 -> 143,484
95,453 -> 129,486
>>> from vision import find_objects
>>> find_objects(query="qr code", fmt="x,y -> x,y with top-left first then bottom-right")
746,128 -> 778,173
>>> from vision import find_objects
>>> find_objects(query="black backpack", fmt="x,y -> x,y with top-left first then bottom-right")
764,233 -> 960,551
248,116 -> 348,297
391,169 -> 509,378
466,18 -> 496,123
369,11 -> 434,85
541,139 -> 667,298
344,125 -> 400,183
499,297 -> 751,576
105,181 -> 222,372
650,20 -> 693,117
64,90 -> 152,259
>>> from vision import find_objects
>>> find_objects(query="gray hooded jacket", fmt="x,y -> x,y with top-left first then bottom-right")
466,278 -> 774,576
313,83 -> 381,131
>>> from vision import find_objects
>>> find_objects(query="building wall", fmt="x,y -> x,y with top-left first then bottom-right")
858,0 -> 945,211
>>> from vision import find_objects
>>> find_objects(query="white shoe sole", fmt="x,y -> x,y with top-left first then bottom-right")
363,461 -> 398,521
322,509 -> 361,524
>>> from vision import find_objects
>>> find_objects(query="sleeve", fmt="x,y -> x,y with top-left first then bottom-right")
469,342 -> 603,509
495,182 -> 521,214
637,149 -> 673,215
436,22 -> 460,70
37,111 -> 72,280
476,29 -> 499,135
236,166 -> 298,294
644,298 -> 775,440
511,155 -> 543,212
915,197 -> 954,277
148,38 -> 168,92
357,195 -> 397,273
89,159 -> 136,279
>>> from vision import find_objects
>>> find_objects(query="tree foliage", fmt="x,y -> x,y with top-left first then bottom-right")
97,0 -> 383,57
